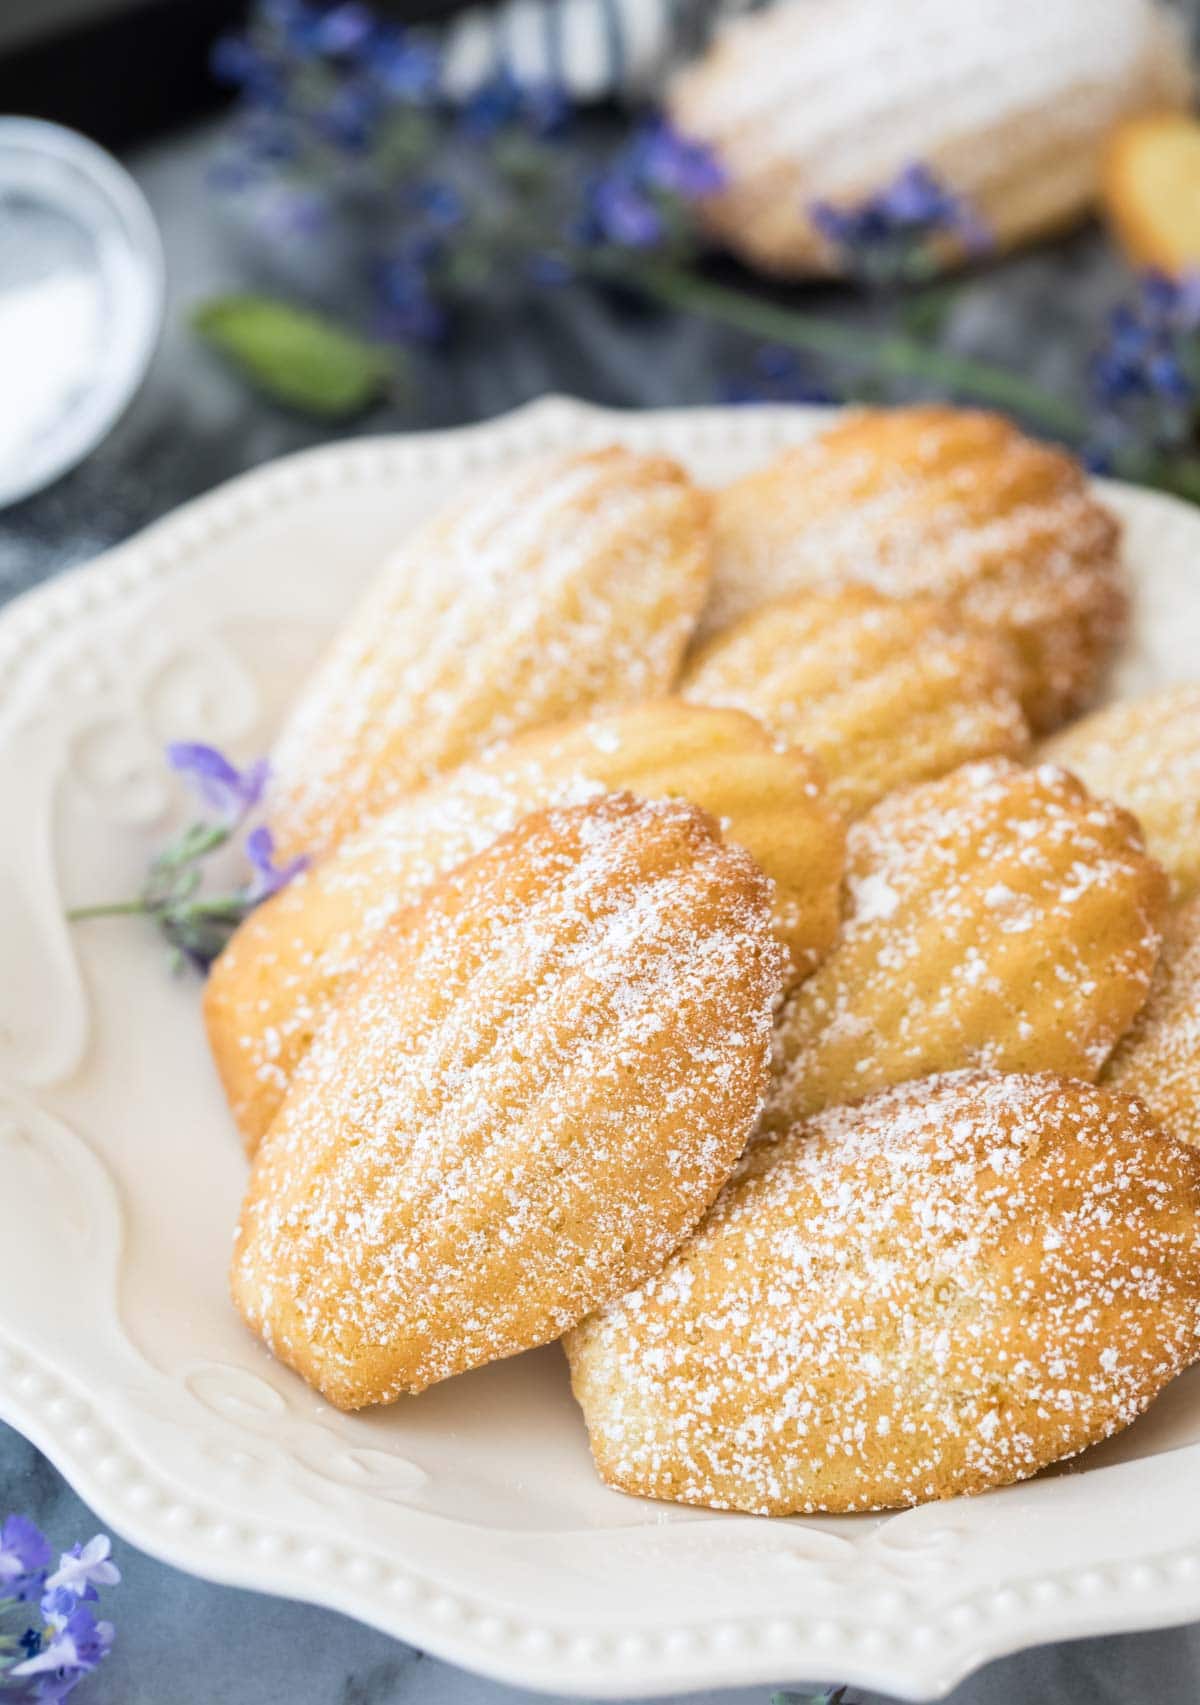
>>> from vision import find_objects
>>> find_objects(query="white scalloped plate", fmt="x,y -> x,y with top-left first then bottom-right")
4,397 -> 1200,1702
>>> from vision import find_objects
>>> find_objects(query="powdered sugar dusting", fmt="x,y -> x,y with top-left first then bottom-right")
567,1070 -> 1200,1515
700,407 -> 1127,731
264,447 -> 712,859
206,702 -> 843,1148
1043,686 -> 1200,901
1107,894 -> 1200,1147
683,586 -> 1030,817
765,758 -> 1167,1128
232,793 -> 786,1408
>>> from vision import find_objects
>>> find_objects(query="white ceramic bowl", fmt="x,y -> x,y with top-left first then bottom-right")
0,118 -> 163,508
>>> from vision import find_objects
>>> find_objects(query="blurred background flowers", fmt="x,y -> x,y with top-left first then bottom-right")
4,0 -> 1200,568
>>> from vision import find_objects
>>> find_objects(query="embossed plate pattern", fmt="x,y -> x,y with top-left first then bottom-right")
3,398 -> 1200,1700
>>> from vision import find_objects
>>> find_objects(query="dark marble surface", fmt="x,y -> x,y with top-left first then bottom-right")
2,120 -> 1199,1705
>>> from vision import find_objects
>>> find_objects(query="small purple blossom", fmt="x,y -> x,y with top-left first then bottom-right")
583,119 -> 724,253
457,69 -> 568,142
167,743 -> 269,820
309,2 -> 375,57
44,1541 -> 119,1605
245,825 -> 309,900
0,1521 -> 118,1702
589,173 -> 664,249
8,1600 -> 114,1697
635,120 -> 724,200
371,241 -> 447,344
370,29 -> 440,101
721,345 -> 834,407
1087,270 -> 1200,468
72,742 -> 306,970
0,1519 -> 50,1603
811,163 -> 990,284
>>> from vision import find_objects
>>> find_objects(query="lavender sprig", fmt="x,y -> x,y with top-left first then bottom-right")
67,743 -> 307,972
811,164 -> 992,286
1086,270 -> 1200,479
0,1518 -> 118,1701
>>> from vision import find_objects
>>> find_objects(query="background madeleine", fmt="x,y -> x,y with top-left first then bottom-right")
766,758 -> 1167,1131
206,700 -> 843,1153
1042,686 -> 1200,901
264,447 -> 713,861
682,585 -> 1029,817
232,793 -> 785,1410
702,406 -> 1126,732
567,1071 -> 1200,1515
667,0 -> 1188,278
1106,895 -> 1200,1148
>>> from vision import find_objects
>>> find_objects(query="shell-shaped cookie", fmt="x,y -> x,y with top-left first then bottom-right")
232,793 -> 785,1409
207,701 -> 844,1153
1106,895 -> 1200,1147
702,406 -> 1126,732
1042,687 -> 1200,901
667,0 -> 1189,278
765,758 -> 1167,1131
682,586 -> 1029,817
264,448 -> 713,860
566,1071 -> 1200,1515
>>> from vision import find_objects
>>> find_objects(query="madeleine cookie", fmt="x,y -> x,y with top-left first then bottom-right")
1104,112 -> 1200,274
264,448 -> 712,860
567,1071 -> 1200,1515
207,701 -> 843,1153
703,406 -> 1126,731
232,793 -> 785,1408
1106,896 -> 1200,1147
765,759 -> 1167,1130
682,586 -> 1029,817
1042,687 -> 1200,901
667,0 -> 1188,278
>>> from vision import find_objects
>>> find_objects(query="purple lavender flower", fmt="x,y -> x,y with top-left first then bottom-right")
583,119 -> 723,253
371,242 -> 447,344
811,163 -> 990,284
635,120 -> 724,200
8,1598 -> 114,1698
245,826 -> 309,901
722,345 -> 834,407
167,743 -> 269,820
0,1518 -> 50,1603
44,1541 -> 119,1604
590,174 -> 664,249
309,1 -> 375,57
1087,270 -> 1200,468
370,28 -> 440,101
458,69 -> 568,142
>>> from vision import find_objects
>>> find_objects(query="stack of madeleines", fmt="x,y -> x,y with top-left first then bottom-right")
206,407 -> 1200,1517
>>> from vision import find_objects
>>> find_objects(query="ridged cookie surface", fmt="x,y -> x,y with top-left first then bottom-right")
765,759 -> 1167,1130
703,406 -> 1126,731
207,701 -> 843,1152
1106,896 -> 1200,1147
264,448 -> 713,860
567,1071 -> 1200,1515
682,586 -> 1029,817
667,0 -> 1187,277
232,794 -> 785,1409
1042,687 -> 1200,901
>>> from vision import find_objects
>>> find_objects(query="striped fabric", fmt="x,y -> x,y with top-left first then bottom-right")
440,0 -> 763,101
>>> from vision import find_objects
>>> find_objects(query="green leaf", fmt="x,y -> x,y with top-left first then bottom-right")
192,295 -> 397,419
